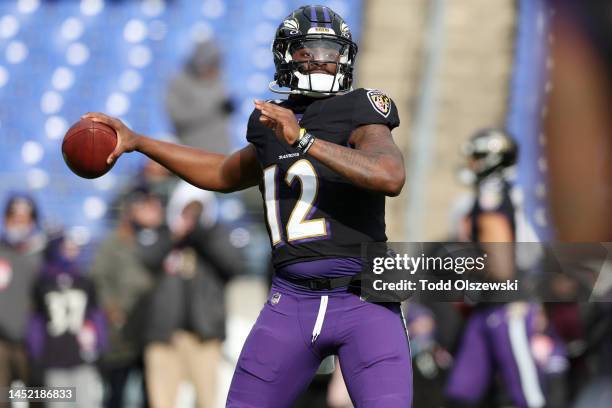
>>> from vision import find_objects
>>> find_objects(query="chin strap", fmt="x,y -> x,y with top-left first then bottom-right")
268,81 -> 302,95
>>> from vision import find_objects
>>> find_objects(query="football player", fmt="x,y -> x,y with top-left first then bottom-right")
445,129 -> 567,408
83,5 -> 412,407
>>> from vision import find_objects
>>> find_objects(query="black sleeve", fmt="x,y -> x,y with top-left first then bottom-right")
246,108 -> 268,145
351,88 -> 400,130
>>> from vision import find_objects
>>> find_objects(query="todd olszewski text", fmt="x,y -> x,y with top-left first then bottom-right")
372,279 -> 519,292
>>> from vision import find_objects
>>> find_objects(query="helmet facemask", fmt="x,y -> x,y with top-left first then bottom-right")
271,35 -> 357,96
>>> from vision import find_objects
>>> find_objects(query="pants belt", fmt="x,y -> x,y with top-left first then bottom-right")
276,271 -> 357,291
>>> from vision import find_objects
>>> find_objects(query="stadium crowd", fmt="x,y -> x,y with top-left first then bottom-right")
0,138 -> 611,407
0,164 -> 245,407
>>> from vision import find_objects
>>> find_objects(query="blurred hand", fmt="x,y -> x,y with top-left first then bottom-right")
81,112 -> 142,165
171,214 -> 197,241
254,100 -> 300,146
172,202 -> 202,240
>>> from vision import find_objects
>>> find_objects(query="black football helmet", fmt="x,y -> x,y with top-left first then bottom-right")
462,128 -> 518,182
270,5 -> 358,96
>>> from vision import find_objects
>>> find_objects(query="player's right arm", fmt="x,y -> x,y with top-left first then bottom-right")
476,201 -> 515,281
82,112 -> 261,193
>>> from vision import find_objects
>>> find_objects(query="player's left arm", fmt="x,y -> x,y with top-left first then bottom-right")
255,101 -> 405,196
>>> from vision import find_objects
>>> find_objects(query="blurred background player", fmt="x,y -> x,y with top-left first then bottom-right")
0,194 -> 46,396
27,231 -> 107,407
445,129 -> 568,408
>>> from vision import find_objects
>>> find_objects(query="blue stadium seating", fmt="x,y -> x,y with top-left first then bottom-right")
0,0 -> 362,246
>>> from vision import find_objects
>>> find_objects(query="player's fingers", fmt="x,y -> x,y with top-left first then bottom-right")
253,100 -> 268,114
106,126 -> 131,164
259,115 -> 276,129
82,112 -> 124,131
106,144 -> 125,165
81,112 -> 112,123
258,100 -> 279,110
261,102 -> 290,117
255,100 -> 285,117
264,104 -> 297,126
259,108 -> 283,122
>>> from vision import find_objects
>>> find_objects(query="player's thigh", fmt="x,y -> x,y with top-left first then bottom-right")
226,302 -> 321,408
445,311 -> 493,404
338,301 -> 412,407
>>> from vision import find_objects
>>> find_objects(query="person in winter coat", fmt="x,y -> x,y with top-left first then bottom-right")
144,181 -> 242,408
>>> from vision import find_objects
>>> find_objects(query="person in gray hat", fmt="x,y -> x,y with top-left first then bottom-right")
166,39 -> 234,154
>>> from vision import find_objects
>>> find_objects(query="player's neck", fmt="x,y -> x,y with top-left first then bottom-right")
288,93 -> 331,106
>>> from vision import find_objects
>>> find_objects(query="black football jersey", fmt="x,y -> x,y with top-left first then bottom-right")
31,273 -> 100,367
247,88 -> 400,269
470,175 -> 516,242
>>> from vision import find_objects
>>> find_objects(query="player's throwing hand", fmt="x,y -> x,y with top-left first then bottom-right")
81,112 -> 142,164
254,100 -> 301,146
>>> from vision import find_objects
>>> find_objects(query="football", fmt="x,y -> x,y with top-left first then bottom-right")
61,118 -> 118,179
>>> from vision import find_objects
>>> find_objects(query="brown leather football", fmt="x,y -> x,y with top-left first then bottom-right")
62,118 -> 117,179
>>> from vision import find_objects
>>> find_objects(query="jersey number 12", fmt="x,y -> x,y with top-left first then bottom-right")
264,159 -> 328,245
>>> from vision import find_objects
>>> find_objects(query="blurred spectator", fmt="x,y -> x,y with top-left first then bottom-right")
144,181 -> 242,408
166,39 -> 235,153
139,159 -> 180,207
0,193 -> 45,392
0,194 -> 46,254
90,186 -> 162,407
27,232 -> 106,407
108,159 -> 179,222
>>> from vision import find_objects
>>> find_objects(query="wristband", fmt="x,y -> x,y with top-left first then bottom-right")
292,128 -> 306,148
293,128 -> 316,154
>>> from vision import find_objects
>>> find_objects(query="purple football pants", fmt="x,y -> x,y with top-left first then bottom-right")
445,303 -> 547,408
226,283 -> 413,407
